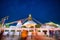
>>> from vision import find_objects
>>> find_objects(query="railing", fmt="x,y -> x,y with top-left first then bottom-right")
0,28 -> 60,31
0,28 -> 60,36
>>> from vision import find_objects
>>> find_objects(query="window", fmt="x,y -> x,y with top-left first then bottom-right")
17,30 -> 21,32
11,30 -> 15,32
5,30 -> 9,32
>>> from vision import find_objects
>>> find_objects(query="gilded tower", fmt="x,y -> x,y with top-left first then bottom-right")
28,14 -> 32,21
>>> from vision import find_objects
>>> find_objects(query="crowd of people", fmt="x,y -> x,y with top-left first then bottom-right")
0,29 -> 60,40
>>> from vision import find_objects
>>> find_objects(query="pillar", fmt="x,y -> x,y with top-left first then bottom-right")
47,29 -> 49,36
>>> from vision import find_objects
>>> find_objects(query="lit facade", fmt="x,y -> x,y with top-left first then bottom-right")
0,14 -> 60,36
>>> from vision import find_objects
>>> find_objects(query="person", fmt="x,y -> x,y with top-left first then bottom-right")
21,30 -> 28,40
0,29 -> 4,40
49,30 -> 54,37
55,30 -> 60,40
6,31 -> 10,37
31,29 -> 38,40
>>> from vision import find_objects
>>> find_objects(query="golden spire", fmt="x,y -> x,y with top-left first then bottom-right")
28,14 -> 32,21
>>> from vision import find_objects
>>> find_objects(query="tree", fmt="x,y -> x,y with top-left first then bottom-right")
0,21 -> 2,27
0,23 -> 2,27
35,24 -> 41,28
29,30 -> 33,32
5,24 -> 10,28
51,24 -> 58,28
38,30 -> 41,32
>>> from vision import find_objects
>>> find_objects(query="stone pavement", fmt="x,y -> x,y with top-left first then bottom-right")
26,35 -> 55,40
1,35 -> 55,40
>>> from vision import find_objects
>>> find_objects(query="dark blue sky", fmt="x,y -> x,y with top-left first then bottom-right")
0,0 -> 60,24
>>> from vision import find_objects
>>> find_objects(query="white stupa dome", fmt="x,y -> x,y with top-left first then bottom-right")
23,20 -> 37,27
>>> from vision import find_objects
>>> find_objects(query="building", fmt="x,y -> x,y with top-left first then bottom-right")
0,14 -> 60,36
23,14 -> 37,28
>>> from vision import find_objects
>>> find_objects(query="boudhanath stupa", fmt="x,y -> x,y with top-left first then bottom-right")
23,14 -> 37,28
3,14 -> 39,35
1,14 -> 60,36
8,14 -> 37,28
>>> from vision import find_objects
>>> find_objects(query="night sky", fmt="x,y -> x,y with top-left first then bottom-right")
0,0 -> 60,24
